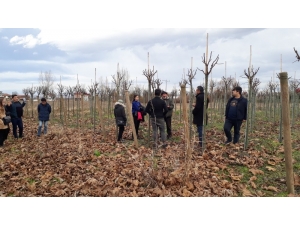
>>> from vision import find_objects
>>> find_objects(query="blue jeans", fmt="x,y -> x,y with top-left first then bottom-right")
37,121 -> 49,135
11,117 -> 23,138
197,125 -> 203,146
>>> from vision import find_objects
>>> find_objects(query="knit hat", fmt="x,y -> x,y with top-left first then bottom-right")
117,99 -> 124,104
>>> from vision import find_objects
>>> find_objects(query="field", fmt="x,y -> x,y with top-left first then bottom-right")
0,99 -> 300,197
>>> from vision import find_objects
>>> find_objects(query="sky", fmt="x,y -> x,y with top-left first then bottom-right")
0,1 -> 299,96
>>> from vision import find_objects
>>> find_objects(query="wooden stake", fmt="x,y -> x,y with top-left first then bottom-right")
125,90 -> 138,149
279,72 -> 294,194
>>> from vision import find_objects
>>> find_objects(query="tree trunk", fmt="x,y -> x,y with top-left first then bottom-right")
125,90 -> 138,148
279,72 -> 294,194
181,85 -> 191,182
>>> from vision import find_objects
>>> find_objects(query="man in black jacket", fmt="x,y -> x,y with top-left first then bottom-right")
192,86 -> 209,148
7,94 -> 26,139
145,89 -> 168,148
224,86 -> 247,144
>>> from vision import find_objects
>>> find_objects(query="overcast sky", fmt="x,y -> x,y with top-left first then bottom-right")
0,1 -> 299,95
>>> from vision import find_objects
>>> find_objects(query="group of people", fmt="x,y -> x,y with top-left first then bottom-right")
114,89 -> 175,145
0,85 -> 247,151
114,85 -> 248,152
0,95 -> 52,147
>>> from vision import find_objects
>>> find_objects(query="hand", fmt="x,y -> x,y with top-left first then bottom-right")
192,103 -> 195,107
243,120 -> 246,122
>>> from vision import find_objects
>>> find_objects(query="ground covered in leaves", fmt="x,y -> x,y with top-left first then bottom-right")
0,114 -> 300,197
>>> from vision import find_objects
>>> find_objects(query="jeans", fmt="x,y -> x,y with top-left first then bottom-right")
37,121 -> 49,136
197,125 -> 203,146
151,117 -> 166,143
117,125 -> 125,141
11,117 -> 23,138
224,119 -> 243,144
164,116 -> 172,138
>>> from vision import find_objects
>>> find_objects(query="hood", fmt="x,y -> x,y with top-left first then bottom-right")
115,102 -> 126,108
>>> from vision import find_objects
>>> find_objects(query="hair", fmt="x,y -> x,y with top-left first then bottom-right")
232,86 -> 242,95
154,89 -> 162,96
132,94 -> 139,102
161,91 -> 168,96
41,97 -> 47,102
197,86 -> 204,93
12,94 -> 17,99
0,97 -> 4,108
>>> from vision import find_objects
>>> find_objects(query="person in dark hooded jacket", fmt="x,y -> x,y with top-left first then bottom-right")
192,86 -> 209,149
37,98 -> 52,136
114,99 -> 127,142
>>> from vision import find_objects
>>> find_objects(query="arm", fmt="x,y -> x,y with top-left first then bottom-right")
193,95 -> 204,114
145,101 -> 151,115
48,105 -> 52,114
168,99 -> 174,110
37,104 -> 40,113
122,107 -> 127,121
163,101 -> 168,116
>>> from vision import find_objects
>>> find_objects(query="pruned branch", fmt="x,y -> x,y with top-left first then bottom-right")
293,47 -> 300,63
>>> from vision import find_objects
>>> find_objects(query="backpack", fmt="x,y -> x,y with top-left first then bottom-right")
2,116 -> 11,125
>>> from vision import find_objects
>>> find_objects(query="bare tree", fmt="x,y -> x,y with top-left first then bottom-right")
111,63 -> 125,99
28,86 -> 36,118
243,65 -> 260,150
39,71 -> 55,98
198,45 -> 220,152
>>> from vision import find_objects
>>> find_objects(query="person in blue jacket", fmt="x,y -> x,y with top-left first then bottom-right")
7,94 -> 26,139
131,94 -> 145,139
224,86 -> 248,144
37,98 -> 52,136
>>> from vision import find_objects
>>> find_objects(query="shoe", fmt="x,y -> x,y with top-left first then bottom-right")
162,143 -> 168,149
224,141 -> 231,145
167,135 -> 172,140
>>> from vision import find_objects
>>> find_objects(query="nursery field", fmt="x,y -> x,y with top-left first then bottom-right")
1,105 -> 300,197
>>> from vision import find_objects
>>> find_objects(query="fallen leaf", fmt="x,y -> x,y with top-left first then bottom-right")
264,186 -> 278,192
250,181 -> 257,189
266,166 -> 276,171
249,169 -> 264,175
242,188 -> 253,197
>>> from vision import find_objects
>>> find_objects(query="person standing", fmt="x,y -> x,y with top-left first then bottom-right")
132,95 -> 145,139
114,99 -> 127,143
8,94 -> 26,139
0,97 -> 10,147
192,86 -> 208,148
224,86 -> 247,145
161,91 -> 174,139
37,98 -> 52,137
145,89 -> 168,148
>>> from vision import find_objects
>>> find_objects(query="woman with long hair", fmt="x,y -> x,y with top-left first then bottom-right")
131,94 -> 145,139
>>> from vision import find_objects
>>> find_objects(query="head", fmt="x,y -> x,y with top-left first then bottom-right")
232,86 -> 242,97
133,95 -> 139,102
196,86 -> 204,95
12,94 -> 18,102
161,91 -> 168,99
41,98 -> 47,105
154,89 -> 162,97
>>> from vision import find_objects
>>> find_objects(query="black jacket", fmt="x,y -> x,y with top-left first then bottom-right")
225,96 -> 248,121
114,102 -> 127,125
145,96 -> 168,119
7,101 -> 26,118
192,93 -> 209,126
38,103 -> 52,121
